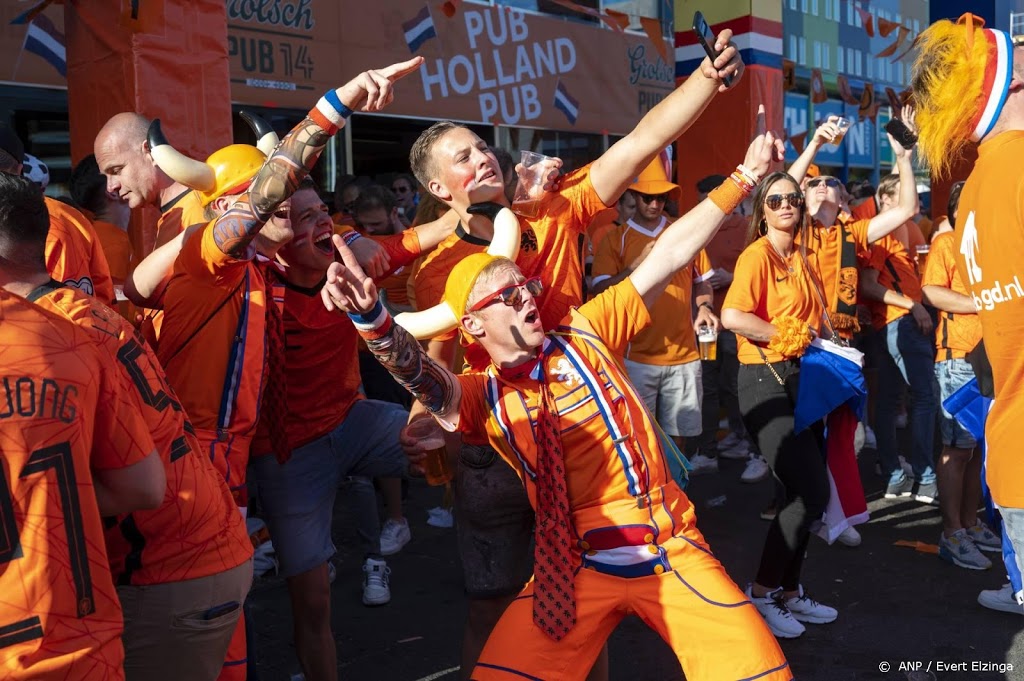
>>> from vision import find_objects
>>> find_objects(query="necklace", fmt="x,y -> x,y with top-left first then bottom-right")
765,233 -> 795,274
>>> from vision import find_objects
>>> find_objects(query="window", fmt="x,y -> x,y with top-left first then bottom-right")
811,0 -> 818,16
837,46 -> 844,72
866,55 -> 873,78
814,41 -> 821,67
853,2 -> 862,27
790,0 -> 797,9
847,47 -> 855,72
834,0 -> 841,21
825,0 -> 831,19
789,35 -> 798,60
822,44 -> 830,70
799,37 -> 806,65
801,0 -> 808,13
854,50 -> 862,76
914,19 -> 920,35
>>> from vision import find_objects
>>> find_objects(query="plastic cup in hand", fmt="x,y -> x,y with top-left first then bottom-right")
698,325 -> 718,361
830,117 -> 852,146
406,417 -> 452,486
915,244 -> 930,269
512,150 -> 555,218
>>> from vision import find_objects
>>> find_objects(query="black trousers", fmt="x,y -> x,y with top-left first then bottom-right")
738,361 -> 829,591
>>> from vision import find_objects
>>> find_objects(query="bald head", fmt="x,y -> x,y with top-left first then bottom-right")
94,112 -> 165,209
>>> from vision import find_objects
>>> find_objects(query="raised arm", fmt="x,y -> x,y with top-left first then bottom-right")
788,116 -> 841,185
322,236 -> 463,428
865,133 -> 918,243
126,223 -> 204,307
629,110 -> 781,309
213,57 -> 424,260
589,32 -> 744,205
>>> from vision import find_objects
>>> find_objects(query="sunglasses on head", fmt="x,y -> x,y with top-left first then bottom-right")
637,192 -> 669,204
468,277 -> 544,312
764,192 -> 805,211
807,177 -> 841,189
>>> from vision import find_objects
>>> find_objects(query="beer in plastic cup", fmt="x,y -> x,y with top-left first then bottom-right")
830,117 -> 852,146
915,244 -> 930,270
698,325 -> 718,361
406,417 -> 452,486
512,151 -> 556,218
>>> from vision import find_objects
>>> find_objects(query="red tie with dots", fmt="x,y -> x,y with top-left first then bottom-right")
532,377 -> 576,641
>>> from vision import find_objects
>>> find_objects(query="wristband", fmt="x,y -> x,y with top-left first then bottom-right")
736,164 -> 761,185
310,89 -> 354,136
708,176 -> 750,214
698,301 -> 713,310
342,230 -> 363,247
348,300 -> 392,339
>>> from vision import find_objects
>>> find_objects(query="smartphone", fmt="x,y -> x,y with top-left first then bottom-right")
884,118 -> 918,149
692,11 -> 734,88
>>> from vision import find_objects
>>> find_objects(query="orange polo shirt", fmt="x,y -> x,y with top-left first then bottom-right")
34,286 -> 253,587
457,278 -> 673,509
954,130 -> 1024,507
0,290 -> 155,681
591,216 -> 712,365
859,234 -> 923,330
44,197 -> 115,305
724,237 -> 825,364
921,231 -> 981,361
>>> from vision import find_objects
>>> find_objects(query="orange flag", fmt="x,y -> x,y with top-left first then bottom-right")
877,17 -> 900,38
837,74 -> 860,105
783,59 -> 796,91
604,8 -> 631,32
876,26 -> 911,58
790,131 -> 809,153
855,6 -> 875,37
858,83 -> 876,120
810,68 -> 827,104
640,16 -> 670,62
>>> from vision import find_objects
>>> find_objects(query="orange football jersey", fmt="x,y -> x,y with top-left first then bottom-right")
33,285 -> 253,586
859,234 -> 923,330
920,231 -> 981,361
0,290 -> 155,680
44,197 -> 115,305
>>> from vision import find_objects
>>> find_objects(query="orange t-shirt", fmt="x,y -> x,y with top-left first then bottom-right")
704,212 -> 750,316
920,232 -> 982,361
155,189 -> 206,248
723,237 -> 825,364
414,163 -> 608,372
33,286 -> 252,586
457,278 -> 679,510
591,217 -> 712,365
92,220 -> 135,322
801,216 -> 869,314
954,130 -> 1024,507
44,197 -> 115,305
157,222 -> 268,460
859,234 -> 923,330
0,290 -> 155,681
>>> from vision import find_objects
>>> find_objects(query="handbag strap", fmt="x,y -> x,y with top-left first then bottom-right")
798,246 -> 849,347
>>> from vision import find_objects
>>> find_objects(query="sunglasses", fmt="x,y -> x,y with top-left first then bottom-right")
764,192 -> 805,211
807,177 -> 841,189
468,277 -> 544,312
392,185 -> 410,194
636,192 -> 669,204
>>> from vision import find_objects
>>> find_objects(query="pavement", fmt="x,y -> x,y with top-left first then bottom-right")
248,446 -> 1024,681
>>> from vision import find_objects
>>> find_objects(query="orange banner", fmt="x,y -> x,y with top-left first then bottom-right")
837,74 -> 860,105
876,26 -> 911,58
639,16 -> 669,63
225,0 -> 672,134
877,17 -> 900,38
604,9 -> 632,32
855,6 -> 875,37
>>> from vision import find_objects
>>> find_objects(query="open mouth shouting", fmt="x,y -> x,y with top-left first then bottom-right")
313,230 -> 334,254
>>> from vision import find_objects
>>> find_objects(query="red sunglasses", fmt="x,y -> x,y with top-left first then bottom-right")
468,277 -> 543,312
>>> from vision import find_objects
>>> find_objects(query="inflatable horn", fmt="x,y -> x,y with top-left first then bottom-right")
239,110 -> 280,156
147,119 -> 216,192
394,206 -> 521,340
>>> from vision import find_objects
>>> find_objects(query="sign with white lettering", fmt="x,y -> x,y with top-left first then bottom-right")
226,0 -> 673,134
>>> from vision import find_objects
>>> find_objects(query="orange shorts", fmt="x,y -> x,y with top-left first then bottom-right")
473,486 -> 790,681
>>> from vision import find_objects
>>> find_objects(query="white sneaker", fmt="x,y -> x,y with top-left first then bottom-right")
362,558 -> 391,606
747,586 -> 805,638
718,431 -> 742,451
898,455 -> 914,478
978,583 -> 1024,614
740,455 -> 771,483
785,586 -> 838,624
836,526 -> 862,547
688,453 -> 719,475
863,426 -> 877,449
719,436 -> 751,460
379,518 -> 411,556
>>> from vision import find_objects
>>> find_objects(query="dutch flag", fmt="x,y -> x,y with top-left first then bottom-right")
553,80 -> 579,125
403,6 -> 437,54
24,14 -> 66,78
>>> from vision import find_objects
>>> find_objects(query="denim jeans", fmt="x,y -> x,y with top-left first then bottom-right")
875,315 -> 938,485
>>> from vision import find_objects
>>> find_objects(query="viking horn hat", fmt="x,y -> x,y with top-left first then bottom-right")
239,110 -> 281,156
394,207 -> 521,340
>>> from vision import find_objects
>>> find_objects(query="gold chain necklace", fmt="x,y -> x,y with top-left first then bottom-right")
765,233 -> 795,274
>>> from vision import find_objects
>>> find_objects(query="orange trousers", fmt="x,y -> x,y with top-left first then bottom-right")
473,485 -> 791,681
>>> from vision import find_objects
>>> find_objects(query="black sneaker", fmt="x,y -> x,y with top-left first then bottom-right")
914,481 -> 939,506
884,475 -> 913,499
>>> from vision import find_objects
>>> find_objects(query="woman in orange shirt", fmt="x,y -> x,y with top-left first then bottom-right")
723,172 -> 835,640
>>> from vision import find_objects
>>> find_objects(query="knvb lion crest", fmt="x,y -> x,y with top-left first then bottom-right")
550,358 -> 581,387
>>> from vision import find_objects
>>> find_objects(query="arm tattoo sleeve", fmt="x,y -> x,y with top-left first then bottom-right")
213,116 -> 331,259
355,310 -> 459,417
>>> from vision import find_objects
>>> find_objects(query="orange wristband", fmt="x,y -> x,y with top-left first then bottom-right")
708,177 -> 748,214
